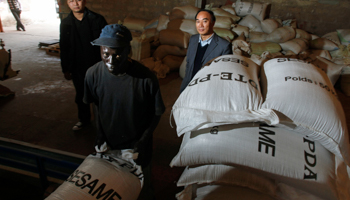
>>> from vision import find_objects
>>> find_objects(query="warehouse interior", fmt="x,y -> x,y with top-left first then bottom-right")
0,0 -> 350,199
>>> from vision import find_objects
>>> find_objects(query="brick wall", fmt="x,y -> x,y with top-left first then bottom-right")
59,0 -> 349,36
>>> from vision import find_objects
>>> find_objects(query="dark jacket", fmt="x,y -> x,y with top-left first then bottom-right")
180,33 -> 232,93
60,8 -> 107,74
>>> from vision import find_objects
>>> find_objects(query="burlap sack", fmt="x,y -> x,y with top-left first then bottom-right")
152,44 -> 187,60
260,18 -> 280,34
123,16 -> 148,32
265,26 -> 296,43
156,14 -> 170,32
169,5 -> 199,21
212,8 -> 240,23
159,29 -> 190,48
279,38 -> 309,54
238,15 -> 263,32
166,19 -> 198,35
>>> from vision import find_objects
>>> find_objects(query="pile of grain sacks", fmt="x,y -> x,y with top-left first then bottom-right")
171,54 -> 350,199
122,0 -> 350,96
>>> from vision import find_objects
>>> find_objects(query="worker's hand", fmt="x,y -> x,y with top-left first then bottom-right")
133,138 -> 146,154
64,72 -> 72,80
95,141 -> 109,153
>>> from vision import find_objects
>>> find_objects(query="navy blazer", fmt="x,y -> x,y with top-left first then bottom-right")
180,33 -> 232,93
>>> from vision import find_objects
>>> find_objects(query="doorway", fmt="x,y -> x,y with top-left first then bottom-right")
0,0 -> 59,28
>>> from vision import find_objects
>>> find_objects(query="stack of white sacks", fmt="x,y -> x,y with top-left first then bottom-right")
170,54 -> 350,199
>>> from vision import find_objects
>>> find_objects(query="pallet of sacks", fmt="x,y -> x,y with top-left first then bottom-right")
170,54 -> 350,199
46,150 -> 143,200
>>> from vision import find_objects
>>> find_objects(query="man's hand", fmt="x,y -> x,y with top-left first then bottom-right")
95,141 -> 109,153
133,139 -> 145,154
64,72 -> 72,80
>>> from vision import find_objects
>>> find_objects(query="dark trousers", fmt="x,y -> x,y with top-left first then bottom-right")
10,9 -> 25,30
72,73 -> 91,123
138,164 -> 155,200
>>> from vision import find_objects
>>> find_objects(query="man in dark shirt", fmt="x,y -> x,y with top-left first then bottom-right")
84,24 -> 165,200
60,0 -> 107,131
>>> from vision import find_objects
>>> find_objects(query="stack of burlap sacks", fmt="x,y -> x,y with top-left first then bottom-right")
122,3 -> 240,79
122,0 -> 350,96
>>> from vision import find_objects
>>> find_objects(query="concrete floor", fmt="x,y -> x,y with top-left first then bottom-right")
0,20 -> 184,200
1,20 -> 350,200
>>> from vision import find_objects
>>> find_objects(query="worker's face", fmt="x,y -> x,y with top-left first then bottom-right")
67,0 -> 86,13
100,46 -> 128,75
196,11 -> 215,37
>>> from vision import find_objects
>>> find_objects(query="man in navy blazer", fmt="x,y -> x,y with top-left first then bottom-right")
180,9 -> 232,93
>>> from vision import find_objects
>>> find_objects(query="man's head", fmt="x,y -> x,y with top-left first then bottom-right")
195,9 -> 216,39
91,24 -> 133,75
67,0 -> 86,13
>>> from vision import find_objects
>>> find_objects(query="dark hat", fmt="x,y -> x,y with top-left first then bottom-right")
91,24 -> 132,48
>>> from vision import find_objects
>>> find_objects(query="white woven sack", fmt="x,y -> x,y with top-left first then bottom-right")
279,38 -> 309,54
167,19 -> 198,35
261,18 -> 280,34
176,184 -> 275,200
238,15 -> 263,32
172,54 -> 278,136
234,0 -> 270,21
265,26 -> 296,43
261,58 -> 350,165
179,56 -> 187,79
159,29 -> 190,49
170,123 -> 340,199
177,164 -> 277,197
46,152 -> 143,200
337,29 -> 350,45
